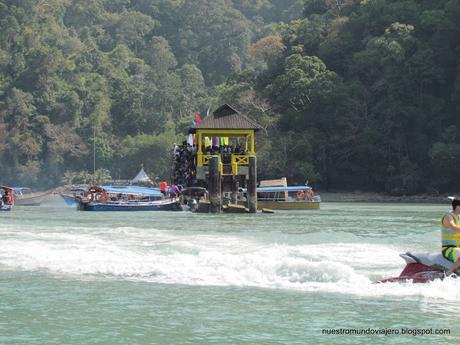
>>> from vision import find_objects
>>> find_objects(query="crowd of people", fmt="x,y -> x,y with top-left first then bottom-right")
172,141 -> 250,186
201,143 -> 247,164
172,141 -> 196,187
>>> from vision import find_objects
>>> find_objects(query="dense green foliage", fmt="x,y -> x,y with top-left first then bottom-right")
0,0 -> 459,194
220,0 -> 460,194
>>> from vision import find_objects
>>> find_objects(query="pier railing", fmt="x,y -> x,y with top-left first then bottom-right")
198,154 -> 252,176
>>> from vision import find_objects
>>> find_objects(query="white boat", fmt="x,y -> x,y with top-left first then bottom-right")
255,186 -> 321,210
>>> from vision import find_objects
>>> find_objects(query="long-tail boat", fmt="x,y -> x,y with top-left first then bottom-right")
13,187 -> 52,206
78,185 -> 182,211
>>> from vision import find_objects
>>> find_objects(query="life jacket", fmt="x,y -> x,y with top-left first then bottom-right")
441,212 -> 460,247
160,181 -> 167,193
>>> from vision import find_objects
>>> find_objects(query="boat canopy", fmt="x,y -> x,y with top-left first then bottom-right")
240,185 -> 312,193
99,185 -> 162,197
257,186 -> 312,193
131,167 -> 152,184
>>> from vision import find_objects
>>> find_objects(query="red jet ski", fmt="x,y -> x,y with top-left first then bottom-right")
377,252 -> 455,283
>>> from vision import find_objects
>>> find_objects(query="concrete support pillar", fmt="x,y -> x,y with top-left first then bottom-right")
209,155 -> 221,213
248,156 -> 257,213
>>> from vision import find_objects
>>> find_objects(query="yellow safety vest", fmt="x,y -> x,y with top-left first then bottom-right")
441,212 -> 460,247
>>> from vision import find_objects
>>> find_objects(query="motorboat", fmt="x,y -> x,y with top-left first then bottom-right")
255,185 -> 321,210
78,185 -> 182,211
377,252 -> 455,283
180,186 -> 208,212
238,185 -> 320,210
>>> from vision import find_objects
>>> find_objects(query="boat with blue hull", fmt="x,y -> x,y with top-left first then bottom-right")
78,185 -> 182,211
0,204 -> 12,211
80,199 -> 182,211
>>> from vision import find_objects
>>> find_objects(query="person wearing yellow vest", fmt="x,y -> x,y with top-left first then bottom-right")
441,197 -> 460,274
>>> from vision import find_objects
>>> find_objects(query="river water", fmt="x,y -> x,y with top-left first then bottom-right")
0,197 -> 458,344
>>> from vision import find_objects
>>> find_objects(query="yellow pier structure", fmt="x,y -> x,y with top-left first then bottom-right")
195,129 -> 255,178
190,104 -> 261,213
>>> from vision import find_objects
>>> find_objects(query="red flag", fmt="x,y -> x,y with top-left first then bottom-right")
195,113 -> 201,124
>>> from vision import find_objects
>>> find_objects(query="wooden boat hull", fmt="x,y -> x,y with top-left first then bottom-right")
14,191 -> 51,206
79,199 -> 182,211
256,200 -> 320,210
15,195 -> 44,206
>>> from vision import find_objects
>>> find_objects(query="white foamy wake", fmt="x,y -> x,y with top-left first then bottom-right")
1,228 -> 459,300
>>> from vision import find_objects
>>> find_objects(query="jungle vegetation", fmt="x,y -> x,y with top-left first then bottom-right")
0,0 -> 459,194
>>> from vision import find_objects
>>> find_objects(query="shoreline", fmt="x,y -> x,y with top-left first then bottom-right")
319,192 -> 448,203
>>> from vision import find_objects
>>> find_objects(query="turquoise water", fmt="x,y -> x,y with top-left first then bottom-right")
1,197 -> 459,344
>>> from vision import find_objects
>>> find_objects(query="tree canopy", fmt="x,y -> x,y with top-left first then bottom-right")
0,0 -> 458,194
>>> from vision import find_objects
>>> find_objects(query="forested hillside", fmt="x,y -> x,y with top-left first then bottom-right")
0,0 -> 459,194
